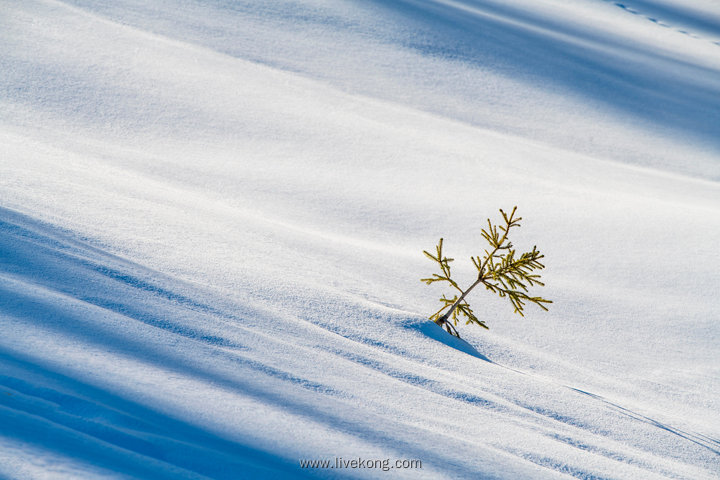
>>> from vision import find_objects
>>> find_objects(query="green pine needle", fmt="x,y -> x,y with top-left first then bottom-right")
421,206 -> 552,338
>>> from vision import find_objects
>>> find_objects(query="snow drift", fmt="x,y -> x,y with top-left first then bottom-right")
1,0 -> 719,478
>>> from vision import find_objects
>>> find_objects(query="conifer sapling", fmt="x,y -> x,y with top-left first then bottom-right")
421,207 -> 551,337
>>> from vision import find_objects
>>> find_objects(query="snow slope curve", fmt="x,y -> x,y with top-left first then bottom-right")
1,0 -> 719,478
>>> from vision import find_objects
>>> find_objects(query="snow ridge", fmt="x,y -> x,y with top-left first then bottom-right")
1,0 -> 719,478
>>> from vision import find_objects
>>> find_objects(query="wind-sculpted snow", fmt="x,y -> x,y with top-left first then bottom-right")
1,0 -> 719,478
22,0 -> 720,178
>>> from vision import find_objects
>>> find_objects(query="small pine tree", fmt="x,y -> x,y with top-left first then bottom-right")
421,206 -> 551,337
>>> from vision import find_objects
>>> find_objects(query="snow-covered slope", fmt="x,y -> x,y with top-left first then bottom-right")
1,0 -> 719,478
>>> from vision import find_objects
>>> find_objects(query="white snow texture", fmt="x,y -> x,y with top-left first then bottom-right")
1,0 -> 719,478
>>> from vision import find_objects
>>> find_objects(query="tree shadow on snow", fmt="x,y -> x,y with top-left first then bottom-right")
401,318 -> 491,362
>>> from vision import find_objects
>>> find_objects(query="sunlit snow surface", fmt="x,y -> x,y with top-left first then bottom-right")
1,0 -> 720,478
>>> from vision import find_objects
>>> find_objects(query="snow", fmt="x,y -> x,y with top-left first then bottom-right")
1,0 -> 719,478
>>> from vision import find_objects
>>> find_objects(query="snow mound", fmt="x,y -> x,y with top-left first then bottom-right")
1,0 -> 719,478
